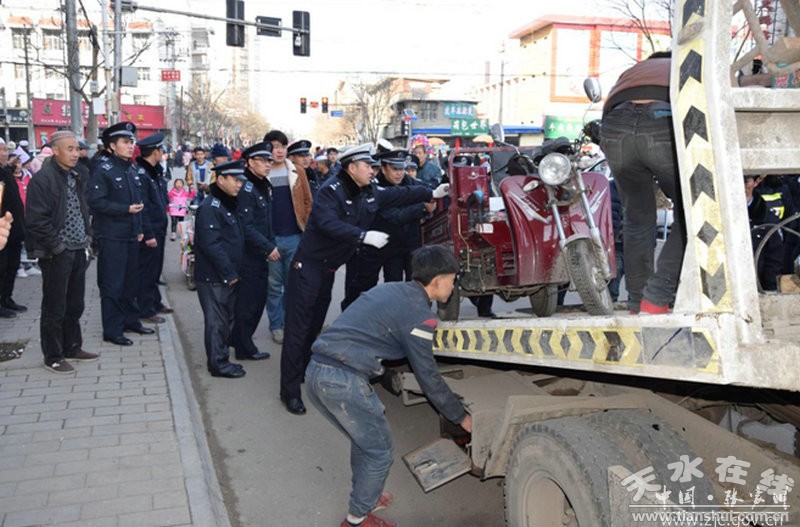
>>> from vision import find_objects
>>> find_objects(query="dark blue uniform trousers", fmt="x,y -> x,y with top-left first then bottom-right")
231,259 -> 269,358
97,238 -> 141,339
280,259 -> 336,401
138,233 -> 165,317
196,282 -> 239,375
341,247 -> 405,311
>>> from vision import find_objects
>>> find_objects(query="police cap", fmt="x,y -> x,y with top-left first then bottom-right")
287,139 -> 312,156
102,121 -> 136,144
375,149 -> 408,168
212,160 -> 247,181
339,143 -> 376,167
138,132 -> 165,150
242,142 -> 273,160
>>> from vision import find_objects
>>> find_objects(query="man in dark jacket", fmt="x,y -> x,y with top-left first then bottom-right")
0,149 -> 27,316
279,144 -> 449,415
135,133 -> 172,324
25,131 -> 98,374
194,160 -> 247,378
230,142 -> 275,361
306,245 -> 471,527
746,175 -> 784,291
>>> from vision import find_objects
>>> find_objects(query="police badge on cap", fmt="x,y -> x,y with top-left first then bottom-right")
287,139 -> 312,156
102,121 -> 137,145
375,149 -> 408,168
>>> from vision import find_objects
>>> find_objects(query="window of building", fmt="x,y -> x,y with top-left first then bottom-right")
43,29 -> 64,51
133,95 -> 148,105
419,102 -> 438,120
78,31 -> 92,52
11,29 -> 27,49
131,33 -> 150,51
44,68 -> 61,80
137,68 -> 151,81
14,65 -> 25,80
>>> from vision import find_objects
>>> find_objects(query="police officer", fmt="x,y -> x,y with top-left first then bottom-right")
135,133 -> 172,324
230,142 -> 275,361
341,149 -> 435,310
279,143 -> 450,415
194,160 -> 247,378
88,121 -> 154,346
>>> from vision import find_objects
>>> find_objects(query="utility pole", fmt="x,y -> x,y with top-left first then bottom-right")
164,30 -> 178,149
65,0 -> 83,136
101,4 -> 114,128
0,88 -> 9,143
113,0 -> 123,124
498,44 -> 505,130
23,29 -> 34,146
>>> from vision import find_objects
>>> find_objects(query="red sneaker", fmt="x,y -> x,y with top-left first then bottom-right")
340,513 -> 397,527
639,300 -> 670,314
372,491 -> 393,512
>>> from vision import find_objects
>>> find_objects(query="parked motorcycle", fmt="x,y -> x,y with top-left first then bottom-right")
422,78 -> 615,319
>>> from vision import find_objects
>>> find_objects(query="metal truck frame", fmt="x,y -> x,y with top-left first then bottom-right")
402,1 -> 800,525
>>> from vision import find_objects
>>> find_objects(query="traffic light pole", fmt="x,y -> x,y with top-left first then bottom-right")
128,5 -> 307,37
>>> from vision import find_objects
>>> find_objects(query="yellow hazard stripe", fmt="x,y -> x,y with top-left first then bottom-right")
434,326 -> 719,374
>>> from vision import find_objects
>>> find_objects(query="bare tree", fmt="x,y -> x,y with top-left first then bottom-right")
605,0 -> 673,56
345,77 -> 400,144
178,80 -> 232,146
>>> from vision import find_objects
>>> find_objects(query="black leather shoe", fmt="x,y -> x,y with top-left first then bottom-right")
235,351 -> 270,361
104,335 -> 134,346
157,279 -> 167,286
0,307 -> 17,318
210,369 -> 246,379
282,397 -> 307,415
124,325 -> 155,335
478,311 -> 497,318
2,298 -> 27,312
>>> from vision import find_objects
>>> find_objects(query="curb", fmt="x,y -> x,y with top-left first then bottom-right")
160,287 -> 233,527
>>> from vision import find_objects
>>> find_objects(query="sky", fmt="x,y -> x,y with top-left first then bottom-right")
170,0 -> 639,135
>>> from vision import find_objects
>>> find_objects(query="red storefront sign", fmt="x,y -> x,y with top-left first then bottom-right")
33,98 -> 165,130
161,69 -> 181,82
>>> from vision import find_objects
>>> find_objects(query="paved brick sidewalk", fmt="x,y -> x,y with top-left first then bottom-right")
0,259 -> 230,527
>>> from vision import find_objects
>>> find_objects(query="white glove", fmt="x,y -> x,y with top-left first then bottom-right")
432,183 -> 450,199
363,230 -> 389,249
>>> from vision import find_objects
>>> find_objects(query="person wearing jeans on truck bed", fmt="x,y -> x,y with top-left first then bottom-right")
600,50 -> 686,314
306,244 -> 472,527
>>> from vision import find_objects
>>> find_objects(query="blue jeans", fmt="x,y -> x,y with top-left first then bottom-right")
266,234 -> 301,331
601,101 -> 686,311
305,359 -> 394,517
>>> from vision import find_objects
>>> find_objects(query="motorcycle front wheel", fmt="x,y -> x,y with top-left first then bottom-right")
566,239 -> 613,316
186,258 -> 196,291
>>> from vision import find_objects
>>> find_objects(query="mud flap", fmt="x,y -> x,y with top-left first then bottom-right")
403,438 -> 472,493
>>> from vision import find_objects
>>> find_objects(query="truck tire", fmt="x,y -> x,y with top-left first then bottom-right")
437,288 -> 460,321
589,409 -> 717,506
566,238 -> 613,315
504,416 -> 628,527
529,284 -> 558,317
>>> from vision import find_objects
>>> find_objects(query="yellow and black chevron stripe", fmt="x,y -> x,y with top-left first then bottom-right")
434,326 -> 719,374
675,0 -> 732,311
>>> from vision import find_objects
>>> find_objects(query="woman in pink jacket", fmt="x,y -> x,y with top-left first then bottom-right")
167,179 -> 195,240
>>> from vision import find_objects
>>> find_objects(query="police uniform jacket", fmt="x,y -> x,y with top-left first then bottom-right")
311,281 -> 466,425
373,173 -> 429,251
238,169 -> 276,260
298,171 -> 432,269
135,156 -> 169,240
88,154 -> 143,241
194,183 -> 244,285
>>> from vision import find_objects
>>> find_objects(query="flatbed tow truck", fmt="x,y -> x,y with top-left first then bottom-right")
400,1 -> 800,525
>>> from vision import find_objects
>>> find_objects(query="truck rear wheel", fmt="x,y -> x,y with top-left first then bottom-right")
504,416 -> 628,527
529,284 -> 558,317
566,238 -> 613,315
437,288 -> 460,321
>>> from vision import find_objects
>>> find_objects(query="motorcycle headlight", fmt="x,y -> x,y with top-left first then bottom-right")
538,153 -> 572,186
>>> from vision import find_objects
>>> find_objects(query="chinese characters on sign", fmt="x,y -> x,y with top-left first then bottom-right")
443,103 -> 476,118
160,69 -> 181,82
620,454 -> 794,526
450,118 -> 489,137
543,115 -> 585,140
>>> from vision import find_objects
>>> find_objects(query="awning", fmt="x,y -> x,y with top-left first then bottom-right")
7,16 -> 33,27
38,17 -> 62,28
128,20 -> 152,32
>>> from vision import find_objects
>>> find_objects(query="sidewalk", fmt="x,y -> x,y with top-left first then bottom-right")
0,259 -> 230,527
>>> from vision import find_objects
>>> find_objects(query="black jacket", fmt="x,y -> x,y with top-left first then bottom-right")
749,193 -> 783,291
373,173 -> 429,252
238,170 -> 276,261
1,165 -> 25,243
135,156 -> 169,240
24,160 -> 91,258
194,183 -> 244,284
88,154 -> 144,241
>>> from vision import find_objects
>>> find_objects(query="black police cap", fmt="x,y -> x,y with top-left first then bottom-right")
138,132 -> 165,150
102,121 -> 136,144
287,139 -> 312,156
242,142 -> 273,160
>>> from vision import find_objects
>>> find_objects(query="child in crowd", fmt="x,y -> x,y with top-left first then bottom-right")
167,179 -> 195,241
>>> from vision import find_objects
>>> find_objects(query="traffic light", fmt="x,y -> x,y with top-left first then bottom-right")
226,0 -> 245,47
292,10 -> 310,57
300,98 -> 307,114
400,120 -> 407,135
321,97 -> 328,113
